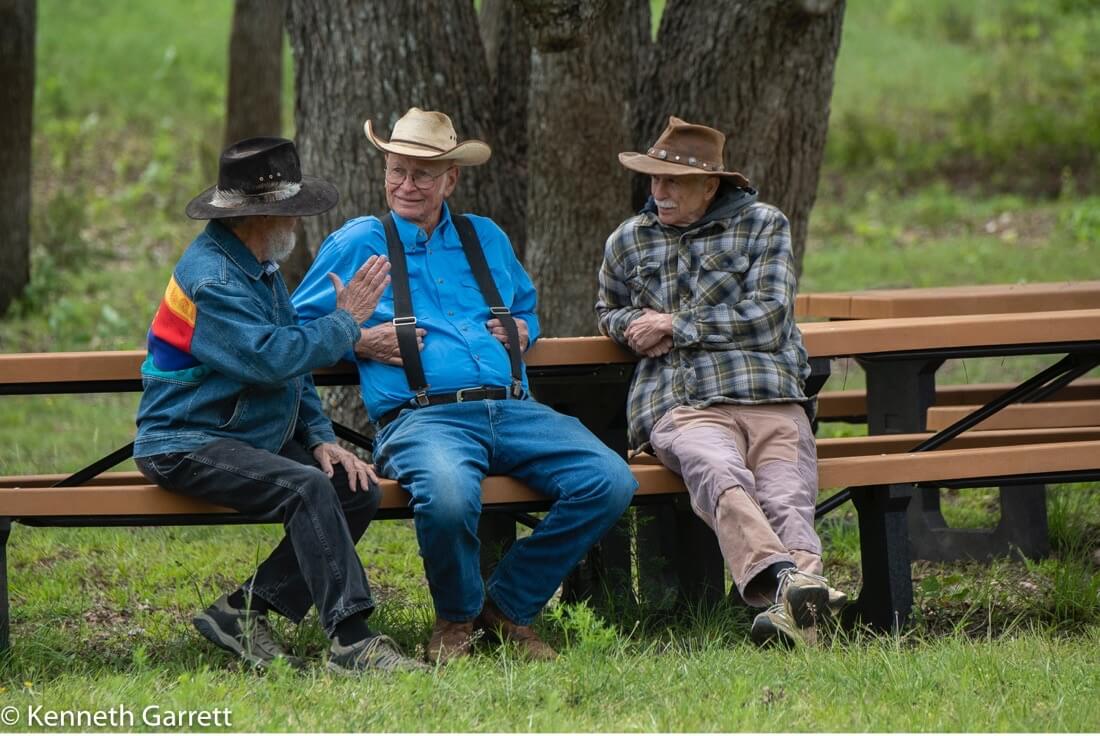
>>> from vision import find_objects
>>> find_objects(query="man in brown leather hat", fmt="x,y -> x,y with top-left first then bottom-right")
597,116 -> 846,647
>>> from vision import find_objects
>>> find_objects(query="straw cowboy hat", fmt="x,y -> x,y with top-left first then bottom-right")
364,107 -> 491,166
185,137 -> 339,220
619,116 -> 749,187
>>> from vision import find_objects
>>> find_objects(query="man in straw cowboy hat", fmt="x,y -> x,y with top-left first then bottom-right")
134,137 -> 426,673
293,107 -> 636,663
597,116 -> 846,647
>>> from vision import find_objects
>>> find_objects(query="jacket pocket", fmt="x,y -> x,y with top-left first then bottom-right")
696,252 -> 750,305
627,261 -> 664,308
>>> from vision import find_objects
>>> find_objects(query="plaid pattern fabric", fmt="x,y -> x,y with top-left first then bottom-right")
596,201 -> 809,448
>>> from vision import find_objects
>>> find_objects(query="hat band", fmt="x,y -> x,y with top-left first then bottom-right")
209,181 -> 302,209
389,137 -> 451,154
646,147 -> 724,173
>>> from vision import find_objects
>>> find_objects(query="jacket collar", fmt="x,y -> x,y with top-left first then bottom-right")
390,202 -> 459,252
204,220 -> 273,280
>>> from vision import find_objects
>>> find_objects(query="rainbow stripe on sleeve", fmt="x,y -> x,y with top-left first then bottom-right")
147,275 -> 201,371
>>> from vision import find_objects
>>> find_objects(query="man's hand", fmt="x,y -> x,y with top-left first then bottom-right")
329,255 -> 391,325
355,323 -> 426,365
485,317 -> 530,352
312,441 -> 379,492
625,309 -> 674,355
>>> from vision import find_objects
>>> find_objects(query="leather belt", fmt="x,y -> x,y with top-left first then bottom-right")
375,386 -> 516,429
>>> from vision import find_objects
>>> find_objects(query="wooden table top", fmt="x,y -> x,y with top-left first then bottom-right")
4,310 -> 1100,389
795,281 -> 1100,319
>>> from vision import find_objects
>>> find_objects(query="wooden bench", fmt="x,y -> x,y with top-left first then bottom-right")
926,399 -> 1100,431
3,311 -> 1100,647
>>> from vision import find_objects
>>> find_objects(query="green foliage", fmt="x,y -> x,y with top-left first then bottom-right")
829,0 -> 1100,191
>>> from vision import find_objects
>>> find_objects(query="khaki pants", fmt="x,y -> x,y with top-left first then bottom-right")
649,402 -> 821,607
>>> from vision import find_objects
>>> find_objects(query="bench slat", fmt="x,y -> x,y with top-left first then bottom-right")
926,400 -> 1100,431
4,439 -> 1098,517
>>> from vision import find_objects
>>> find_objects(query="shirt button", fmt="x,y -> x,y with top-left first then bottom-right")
447,310 -> 455,316
438,278 -> 444,284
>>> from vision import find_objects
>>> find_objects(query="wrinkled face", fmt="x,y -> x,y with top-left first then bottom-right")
264,216 -> 299,263
650,174 -> 720,227
384,153 -> 458,232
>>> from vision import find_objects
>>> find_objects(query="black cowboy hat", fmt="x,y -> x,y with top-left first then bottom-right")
185,137 -> 339,219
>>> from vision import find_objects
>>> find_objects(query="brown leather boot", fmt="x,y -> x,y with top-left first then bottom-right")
427,618 -> 475,664
476,599 -> 558,661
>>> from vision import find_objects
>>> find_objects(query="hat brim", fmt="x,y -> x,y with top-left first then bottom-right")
184,175 -> 339,220
618,152 -> 749,187
364,119 -> 491,167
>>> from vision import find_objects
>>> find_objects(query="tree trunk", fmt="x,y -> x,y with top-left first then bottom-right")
286,0 -> 499,432
479,0 -> 531,261
522,0 -> 650,337
641,0 -> 845,276
224,0 -> 286,147
0,0 -> 35,316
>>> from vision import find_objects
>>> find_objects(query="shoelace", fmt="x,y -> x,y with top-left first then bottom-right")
243,614 -> 284,656
775,568 -> 829,604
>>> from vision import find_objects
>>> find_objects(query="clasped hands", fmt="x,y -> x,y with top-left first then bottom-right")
354,316 -> 529,366
625,308 -> 674,357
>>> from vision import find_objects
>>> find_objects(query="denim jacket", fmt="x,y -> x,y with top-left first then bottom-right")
134,221 -> 360,458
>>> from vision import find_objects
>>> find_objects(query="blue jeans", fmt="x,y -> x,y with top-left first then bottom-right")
373,399 -> 636,624
136,438 -> 380,636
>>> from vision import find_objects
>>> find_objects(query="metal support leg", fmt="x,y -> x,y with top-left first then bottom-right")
671,495 -> 725,606
1,518 -> 10,652
635,505 -> 680,608
908,483 -> 1049,562
846,485 -> 913,631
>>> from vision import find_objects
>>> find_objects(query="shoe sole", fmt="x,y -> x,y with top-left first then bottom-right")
785,585 -> 832,629
192,613 -> 270,669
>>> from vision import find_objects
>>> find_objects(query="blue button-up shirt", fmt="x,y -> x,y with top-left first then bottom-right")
292,204 -> 540,421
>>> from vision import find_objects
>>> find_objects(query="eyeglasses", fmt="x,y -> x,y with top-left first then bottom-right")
384,166 -> 452,190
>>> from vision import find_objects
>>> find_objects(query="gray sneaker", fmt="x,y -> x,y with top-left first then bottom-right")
777,568 -> 832,628
750,603 -> 814,648
192,593 -> 305,670
328,634 -> 430,674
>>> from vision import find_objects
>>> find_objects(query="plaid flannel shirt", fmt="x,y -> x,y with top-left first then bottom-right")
596,198 -> 809,449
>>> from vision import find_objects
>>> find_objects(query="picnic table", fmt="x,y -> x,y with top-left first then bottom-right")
796,283 -> 1100,563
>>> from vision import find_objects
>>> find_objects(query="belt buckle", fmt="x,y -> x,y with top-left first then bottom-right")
455,387 -> 479,403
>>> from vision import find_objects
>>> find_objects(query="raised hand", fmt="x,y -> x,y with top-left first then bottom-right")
329,255 -> 391,325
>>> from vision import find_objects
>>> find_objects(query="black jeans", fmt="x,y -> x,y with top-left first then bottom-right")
136,438 -> 380,636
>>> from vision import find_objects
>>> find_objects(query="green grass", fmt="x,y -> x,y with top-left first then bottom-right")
3,0 -> 1100,731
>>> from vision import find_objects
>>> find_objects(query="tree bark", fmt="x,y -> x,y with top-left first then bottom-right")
224,0 -> 286,147
522,0 -> 649,337
287,0 -> 500,431
0,0 -> 35,316
480,0 -> 531,262
641,0 -> 846,276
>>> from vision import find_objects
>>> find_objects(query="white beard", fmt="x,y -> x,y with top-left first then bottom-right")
267,227 -> 297,263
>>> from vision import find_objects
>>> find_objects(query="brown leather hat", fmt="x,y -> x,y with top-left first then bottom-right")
619,116 -> 749,186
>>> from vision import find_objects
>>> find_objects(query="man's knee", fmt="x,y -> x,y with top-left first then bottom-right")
412,469 -> 480,533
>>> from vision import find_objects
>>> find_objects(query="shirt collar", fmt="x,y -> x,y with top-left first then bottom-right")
390,202 -> 459,251
204,220 -> 268,280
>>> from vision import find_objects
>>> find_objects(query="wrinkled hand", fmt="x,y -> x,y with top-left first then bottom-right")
312,441 -> 379,491
485,317 -> 530,352
625,309 -> 674,356
355,323 -> 426,365
329,255 -> 391,325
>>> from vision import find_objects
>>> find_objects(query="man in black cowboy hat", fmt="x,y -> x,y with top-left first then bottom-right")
134,137 -> 425,673
598,117 -> 846,648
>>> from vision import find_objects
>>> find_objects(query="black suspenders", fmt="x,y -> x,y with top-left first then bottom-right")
380,212 -> 525,405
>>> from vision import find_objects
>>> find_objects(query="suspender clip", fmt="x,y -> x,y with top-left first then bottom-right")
393,316 -> 418,327
414,389 -> 430,407
490,306 -> 511,316
511,379 -> 524,399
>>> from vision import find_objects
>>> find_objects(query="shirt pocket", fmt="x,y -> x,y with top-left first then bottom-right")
626,261 -> 664,309
695,251 -> 750,306
457,270 -> 514,316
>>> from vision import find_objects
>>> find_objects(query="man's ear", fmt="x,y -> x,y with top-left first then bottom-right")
705,176 -> 721,199
442,166 -> 460,198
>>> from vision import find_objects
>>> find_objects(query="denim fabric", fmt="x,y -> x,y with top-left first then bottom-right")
135,221 -> 360,457
136,437 -> 380,635
372,399 -> 636,624
292,205 -> 541,420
